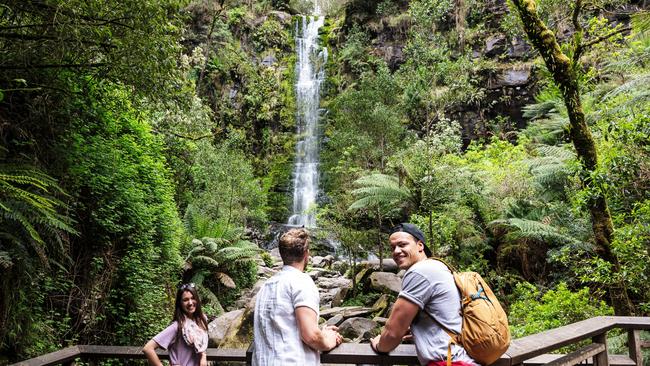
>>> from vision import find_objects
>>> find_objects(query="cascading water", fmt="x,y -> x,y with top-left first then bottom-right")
287,2 -> 327,228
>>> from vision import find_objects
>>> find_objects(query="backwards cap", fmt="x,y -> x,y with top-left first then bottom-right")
390,223 -> 431,257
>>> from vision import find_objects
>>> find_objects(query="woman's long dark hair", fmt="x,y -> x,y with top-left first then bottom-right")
173,284 -> 208,341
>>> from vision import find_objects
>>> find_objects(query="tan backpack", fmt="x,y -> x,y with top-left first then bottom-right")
430,259 -> 511,366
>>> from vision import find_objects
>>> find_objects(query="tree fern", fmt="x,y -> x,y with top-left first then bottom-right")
348,173 -> 412,212
631,11 -> 650,36
0,162 -> 76,267
184,230 -> 260,299
216,272 -> 236,289
217,245 -> 259,262
490,218 -> 581,247
524,145 -> 575,200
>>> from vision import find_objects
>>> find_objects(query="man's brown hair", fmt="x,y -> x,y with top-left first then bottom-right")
279,228 -> 310,264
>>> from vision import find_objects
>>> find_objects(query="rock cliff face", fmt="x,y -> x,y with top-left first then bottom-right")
331,0 -> 540,143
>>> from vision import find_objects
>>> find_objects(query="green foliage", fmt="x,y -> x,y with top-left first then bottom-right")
260,251 -> 275,267
61,78 -> 183,346
342,290 -> 383,307
0,161 -> 76,262
348,173 -> 412,214
184,228 -> 260,310
0,0 -> 189,101
186,138 -> 267,228
408,0 -> 454,30
337,25 -> 374,75
252,19 -> 290,52
509,282 -> 613,339
324,63 -> 406,189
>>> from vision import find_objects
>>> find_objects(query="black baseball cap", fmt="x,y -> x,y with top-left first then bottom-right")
390,223 -> 431,257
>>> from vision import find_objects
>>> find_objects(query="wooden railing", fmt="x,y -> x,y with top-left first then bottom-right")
12,316 -> 650,366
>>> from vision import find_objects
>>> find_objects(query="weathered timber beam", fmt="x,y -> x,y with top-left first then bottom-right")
8,317 -> 650,366
506,316 -> 650,364
321,343 -> 419,365
11,346 -> 81,366
544,343 -> 606,366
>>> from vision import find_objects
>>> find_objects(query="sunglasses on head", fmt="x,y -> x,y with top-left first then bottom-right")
179,283 -> 196,291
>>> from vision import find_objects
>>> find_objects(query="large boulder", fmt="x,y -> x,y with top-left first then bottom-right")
360,258 -> 398,272
499,66 -> 532,86
508,37 -> 531,58
315,275 -> 352,290
331,260 -> 348,274
231,279 -> 266,310
208,309 -> 245,347
330,286 -> 350,307
485,34 -> 507,57
338,317 -> 380,341
354,266 -> 375,290
311,255 -> 335,268
218,307 -> 255,349
371,294 -> 391,317
369,272 -> 402,294
320,306 -> 374,319
325,314 -> 345,327
268,10 -> 292,24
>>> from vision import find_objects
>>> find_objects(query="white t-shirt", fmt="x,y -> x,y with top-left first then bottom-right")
253,265 -> 321,366
399,259 -> 478,366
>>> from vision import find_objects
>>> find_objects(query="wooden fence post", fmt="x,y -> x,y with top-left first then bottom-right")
592,332 -> 609,366
628,329 -> 642,366
246,342 -> 254,366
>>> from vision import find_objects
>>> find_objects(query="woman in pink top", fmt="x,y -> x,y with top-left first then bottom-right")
143,283 -> 209,366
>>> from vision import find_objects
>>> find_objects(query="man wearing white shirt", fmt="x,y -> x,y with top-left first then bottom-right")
253,228 -> 342,366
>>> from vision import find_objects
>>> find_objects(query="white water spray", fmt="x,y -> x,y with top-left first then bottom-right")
287,2 -> 327,228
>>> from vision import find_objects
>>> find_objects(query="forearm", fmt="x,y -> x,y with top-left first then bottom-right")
302,328 -> 336,351
374,326 -> 404,353
370,297 -> 419,354
142,340 -> 163,366
296,307 -> 340,351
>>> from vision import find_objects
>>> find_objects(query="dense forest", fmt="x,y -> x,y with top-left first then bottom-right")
1,0 -> 648,362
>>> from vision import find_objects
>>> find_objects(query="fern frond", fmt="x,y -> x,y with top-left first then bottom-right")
533,145 -> 575,160
349,173 -> 411,211
490,218 -> 580,246
631,11 -> 650,36
216,272 -> 236,289
602,72 -> 650,101
190,272 -> 206,287
198,286 -> 221,307
217,246 -> 259,262
522,100 -> 558,120
0,250 -> 13,269
530,163 -> 569,187
191,255 -> 221,267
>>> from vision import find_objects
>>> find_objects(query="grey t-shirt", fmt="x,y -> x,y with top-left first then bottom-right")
398,259 -> 478,366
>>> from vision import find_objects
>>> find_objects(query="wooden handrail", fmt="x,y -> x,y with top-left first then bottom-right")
501,316 -> 650,365
11,316 -> 650,366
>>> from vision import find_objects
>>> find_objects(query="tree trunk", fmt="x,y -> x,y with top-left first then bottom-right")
377,209 -> 384,271
511,0 -> 632,315
428,210 -> 435,256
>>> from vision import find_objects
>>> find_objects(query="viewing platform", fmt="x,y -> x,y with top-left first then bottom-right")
13,316 -> 650,366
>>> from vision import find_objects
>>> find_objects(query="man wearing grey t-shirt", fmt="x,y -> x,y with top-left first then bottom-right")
370,223 -> 478,366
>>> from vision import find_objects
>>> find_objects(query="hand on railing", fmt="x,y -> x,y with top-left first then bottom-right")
321,324 -> 343,350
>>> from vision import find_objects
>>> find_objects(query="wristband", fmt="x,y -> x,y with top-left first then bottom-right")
370,338 -> 389,355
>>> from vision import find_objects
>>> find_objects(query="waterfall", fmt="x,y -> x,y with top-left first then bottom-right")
287,3 -> 327,228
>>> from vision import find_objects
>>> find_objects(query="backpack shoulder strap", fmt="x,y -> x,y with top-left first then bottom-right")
421,258 -> 463,366
421,258 -> 461,337
431,256 -> 458,273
